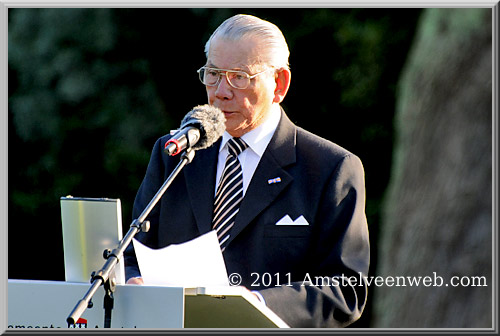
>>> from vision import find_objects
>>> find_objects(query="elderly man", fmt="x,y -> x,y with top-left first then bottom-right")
124,14 -> 370,328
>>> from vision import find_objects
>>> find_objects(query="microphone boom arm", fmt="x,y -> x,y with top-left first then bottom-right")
66,148 -> 196,327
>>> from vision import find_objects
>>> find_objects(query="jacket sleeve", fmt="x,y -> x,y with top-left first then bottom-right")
258,154 -> 370,328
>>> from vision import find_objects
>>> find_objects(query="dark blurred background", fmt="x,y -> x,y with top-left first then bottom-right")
7,8 -> 493,328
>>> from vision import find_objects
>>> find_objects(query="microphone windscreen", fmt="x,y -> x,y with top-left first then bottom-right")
180,104 -> 226,150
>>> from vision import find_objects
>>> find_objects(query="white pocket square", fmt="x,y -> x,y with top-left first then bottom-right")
275,215 -> 309,226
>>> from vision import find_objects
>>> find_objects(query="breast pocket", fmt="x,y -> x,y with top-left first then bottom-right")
263,224 -> 310,237
260,224 -> 311,275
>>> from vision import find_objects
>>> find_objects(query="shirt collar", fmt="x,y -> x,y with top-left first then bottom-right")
219,104 -> 281,157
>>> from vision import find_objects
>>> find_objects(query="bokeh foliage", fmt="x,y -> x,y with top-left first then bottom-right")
8,8 -> 422,326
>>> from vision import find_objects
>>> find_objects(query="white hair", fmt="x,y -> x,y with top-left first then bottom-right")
204,14 -> 290,70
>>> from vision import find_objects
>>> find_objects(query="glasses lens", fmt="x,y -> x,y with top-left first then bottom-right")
227,71 -> 250,89
200,68 -> 220,86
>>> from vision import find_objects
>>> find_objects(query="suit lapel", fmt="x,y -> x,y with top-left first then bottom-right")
184,139 -> 220,235
226,110 -> 297,246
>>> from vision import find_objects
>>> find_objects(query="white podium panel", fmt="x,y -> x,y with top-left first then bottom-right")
7,280 -> 185,329
7,280 -> 288,329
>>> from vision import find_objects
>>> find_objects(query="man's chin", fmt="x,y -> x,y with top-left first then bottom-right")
225,120 -> 245,136
225,127 -> 246,138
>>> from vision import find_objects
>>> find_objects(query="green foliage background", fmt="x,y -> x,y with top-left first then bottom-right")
8,8 -> 422,326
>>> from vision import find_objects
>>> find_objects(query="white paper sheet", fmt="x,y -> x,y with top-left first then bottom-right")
132,230 -> 229,287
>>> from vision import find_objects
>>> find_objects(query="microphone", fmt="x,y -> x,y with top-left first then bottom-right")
164,104 -> 226,156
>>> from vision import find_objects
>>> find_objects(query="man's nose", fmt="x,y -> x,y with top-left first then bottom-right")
215,74 -> 233,100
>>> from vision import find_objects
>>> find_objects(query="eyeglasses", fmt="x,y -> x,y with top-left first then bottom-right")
197,66 -> 274,89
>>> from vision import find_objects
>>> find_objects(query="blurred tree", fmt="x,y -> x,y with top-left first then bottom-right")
373,8 -> 492,327
8,8 -> 172,280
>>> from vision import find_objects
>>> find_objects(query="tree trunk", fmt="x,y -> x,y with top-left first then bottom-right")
372,8 -> 492,328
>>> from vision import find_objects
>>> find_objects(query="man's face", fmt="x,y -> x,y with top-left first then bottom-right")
205,36 -> 277,138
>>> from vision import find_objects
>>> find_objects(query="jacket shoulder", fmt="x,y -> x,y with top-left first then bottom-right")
295,126 -> 360,166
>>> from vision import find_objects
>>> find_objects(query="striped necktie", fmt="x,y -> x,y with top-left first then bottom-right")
212,137 -> 249,252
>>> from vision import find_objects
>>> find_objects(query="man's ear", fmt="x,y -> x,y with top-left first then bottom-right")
273,68 -> 291,103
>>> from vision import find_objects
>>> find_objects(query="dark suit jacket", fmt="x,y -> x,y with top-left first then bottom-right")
124,109 -> 370,328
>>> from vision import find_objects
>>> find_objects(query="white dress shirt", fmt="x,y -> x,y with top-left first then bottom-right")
215,105 -> 281,196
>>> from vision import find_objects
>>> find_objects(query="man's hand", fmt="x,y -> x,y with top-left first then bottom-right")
126,277 -> 144,285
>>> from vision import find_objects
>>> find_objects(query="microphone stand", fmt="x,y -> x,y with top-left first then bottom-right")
66,148 -> 196,328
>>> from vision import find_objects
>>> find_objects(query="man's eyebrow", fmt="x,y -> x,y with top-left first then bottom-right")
205,63 -> 246,72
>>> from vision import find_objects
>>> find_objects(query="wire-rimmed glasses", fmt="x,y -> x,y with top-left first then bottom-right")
197,66 -> 274,89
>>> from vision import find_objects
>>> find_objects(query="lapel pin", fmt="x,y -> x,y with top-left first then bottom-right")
268,177 -> 282,184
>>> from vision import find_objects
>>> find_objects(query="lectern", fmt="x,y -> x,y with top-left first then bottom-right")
7,279 -> 288,329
